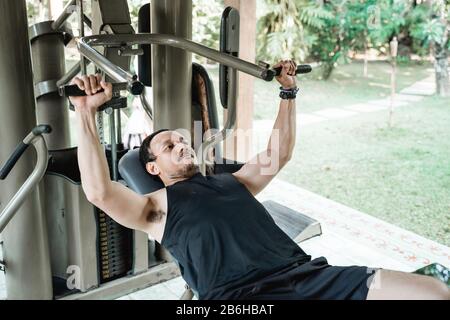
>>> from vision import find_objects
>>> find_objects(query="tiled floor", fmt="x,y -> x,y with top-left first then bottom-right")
257,179 -> 450,272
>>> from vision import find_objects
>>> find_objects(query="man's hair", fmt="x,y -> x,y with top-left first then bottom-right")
139,129 -> 169,170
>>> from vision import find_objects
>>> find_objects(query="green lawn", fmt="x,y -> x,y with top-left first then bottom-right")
278,96 -> 450,246
208,60 -> 434,118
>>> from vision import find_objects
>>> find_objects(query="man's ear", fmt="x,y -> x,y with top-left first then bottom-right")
146,162 -> 160,176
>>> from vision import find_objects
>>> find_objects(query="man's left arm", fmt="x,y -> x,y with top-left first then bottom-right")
233,60 -> 297,196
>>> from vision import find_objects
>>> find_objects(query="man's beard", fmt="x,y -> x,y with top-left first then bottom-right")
169,163 -> 199,180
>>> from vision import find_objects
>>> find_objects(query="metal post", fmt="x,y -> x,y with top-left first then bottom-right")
0,0 -> 53,299
151,0 -> 192,131
116,109 -> 122,145
77,0 -> 87,75
30,22 -> 71,150
108,109 -> 118,181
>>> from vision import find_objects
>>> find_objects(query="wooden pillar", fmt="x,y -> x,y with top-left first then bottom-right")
49,0 -> 64,20
223,0 -> 256,162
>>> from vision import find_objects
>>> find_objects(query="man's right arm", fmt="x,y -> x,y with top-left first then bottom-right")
72,75 -> 165,234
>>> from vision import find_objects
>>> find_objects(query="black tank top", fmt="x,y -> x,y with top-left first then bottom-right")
161,172 -> 311,299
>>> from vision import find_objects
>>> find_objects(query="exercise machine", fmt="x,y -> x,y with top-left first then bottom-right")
0,0 -> 315,300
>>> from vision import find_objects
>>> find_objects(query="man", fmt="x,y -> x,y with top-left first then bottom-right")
71,61 -> 449,300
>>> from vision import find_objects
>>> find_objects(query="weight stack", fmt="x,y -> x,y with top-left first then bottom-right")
95,209 -> 133,283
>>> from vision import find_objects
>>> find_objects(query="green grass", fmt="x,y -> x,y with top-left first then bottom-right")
277,96 -> 450,246
207,60 -> 434,119
255,60 -> 433,118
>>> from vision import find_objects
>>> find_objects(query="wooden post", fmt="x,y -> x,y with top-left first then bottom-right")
223,0 -> 256,162
363,30 -> 368,78
49,0 -> 64,20
435,0 -> 450,97
389,36 -> 398,128
39,0 -> 49,20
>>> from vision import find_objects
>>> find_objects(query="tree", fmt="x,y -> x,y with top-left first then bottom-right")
257,0 -> 309,63
409,0 -> 449,97
192,0 -> 223,53
345,0 -> 378,77
307,0 -> 352,79
366,0 -> 411,64
256,0 -> 334,77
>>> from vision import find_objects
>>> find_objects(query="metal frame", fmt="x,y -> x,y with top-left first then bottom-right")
199,68 -> 237,174
0,131 -> 49,233
76,34 -> 274,83
57,33 -> 277,90
59,261 -> 180,300
63,33 -> 282,172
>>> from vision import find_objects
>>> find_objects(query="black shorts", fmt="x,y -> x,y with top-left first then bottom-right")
232,257 -> 378,300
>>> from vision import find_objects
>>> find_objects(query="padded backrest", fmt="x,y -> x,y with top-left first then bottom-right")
118,148 -> 164,194
118,148 -> 244,195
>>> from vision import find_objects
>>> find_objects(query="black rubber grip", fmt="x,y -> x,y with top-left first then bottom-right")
59,85 -> 104,97
32,124 -> 52,136
262,64 -> 312,81
274,64 -> 312,76
59,81 -> 144,97
0,142 -> 29,180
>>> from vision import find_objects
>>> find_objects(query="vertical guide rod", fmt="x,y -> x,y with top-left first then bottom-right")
116,109 -> 122,145
109,109 -> 118,181
76,0 -> 86,75
76,0 -> 105,144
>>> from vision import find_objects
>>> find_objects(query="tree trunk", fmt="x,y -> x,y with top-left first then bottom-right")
363,30 -> 368,77
389,60 -> 396,127
434,46 -> 450,97
322,61 -> 334,80
434,0 -> 450,97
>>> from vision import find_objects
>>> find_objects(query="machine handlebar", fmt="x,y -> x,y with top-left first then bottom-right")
262,64 -> 312,81
59,81 -> 144,97
0,125 -> 52,180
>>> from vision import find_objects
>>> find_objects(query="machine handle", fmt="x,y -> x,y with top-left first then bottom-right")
0,125 -> 52,180
32,124 -> 52,136
0,143 -> 29,180
59,84 -> 95,97
262,64 -> 312,81
59,81 -> 144,97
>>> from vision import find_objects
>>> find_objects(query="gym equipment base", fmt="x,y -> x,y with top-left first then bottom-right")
59,261 -> 180,300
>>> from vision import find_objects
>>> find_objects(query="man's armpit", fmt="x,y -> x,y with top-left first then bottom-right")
146,209 -> 166,223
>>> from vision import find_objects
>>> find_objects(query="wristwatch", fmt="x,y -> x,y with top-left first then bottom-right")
279,86 -> 299,100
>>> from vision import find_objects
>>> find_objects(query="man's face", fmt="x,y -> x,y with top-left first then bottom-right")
147,130 -> 199,180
